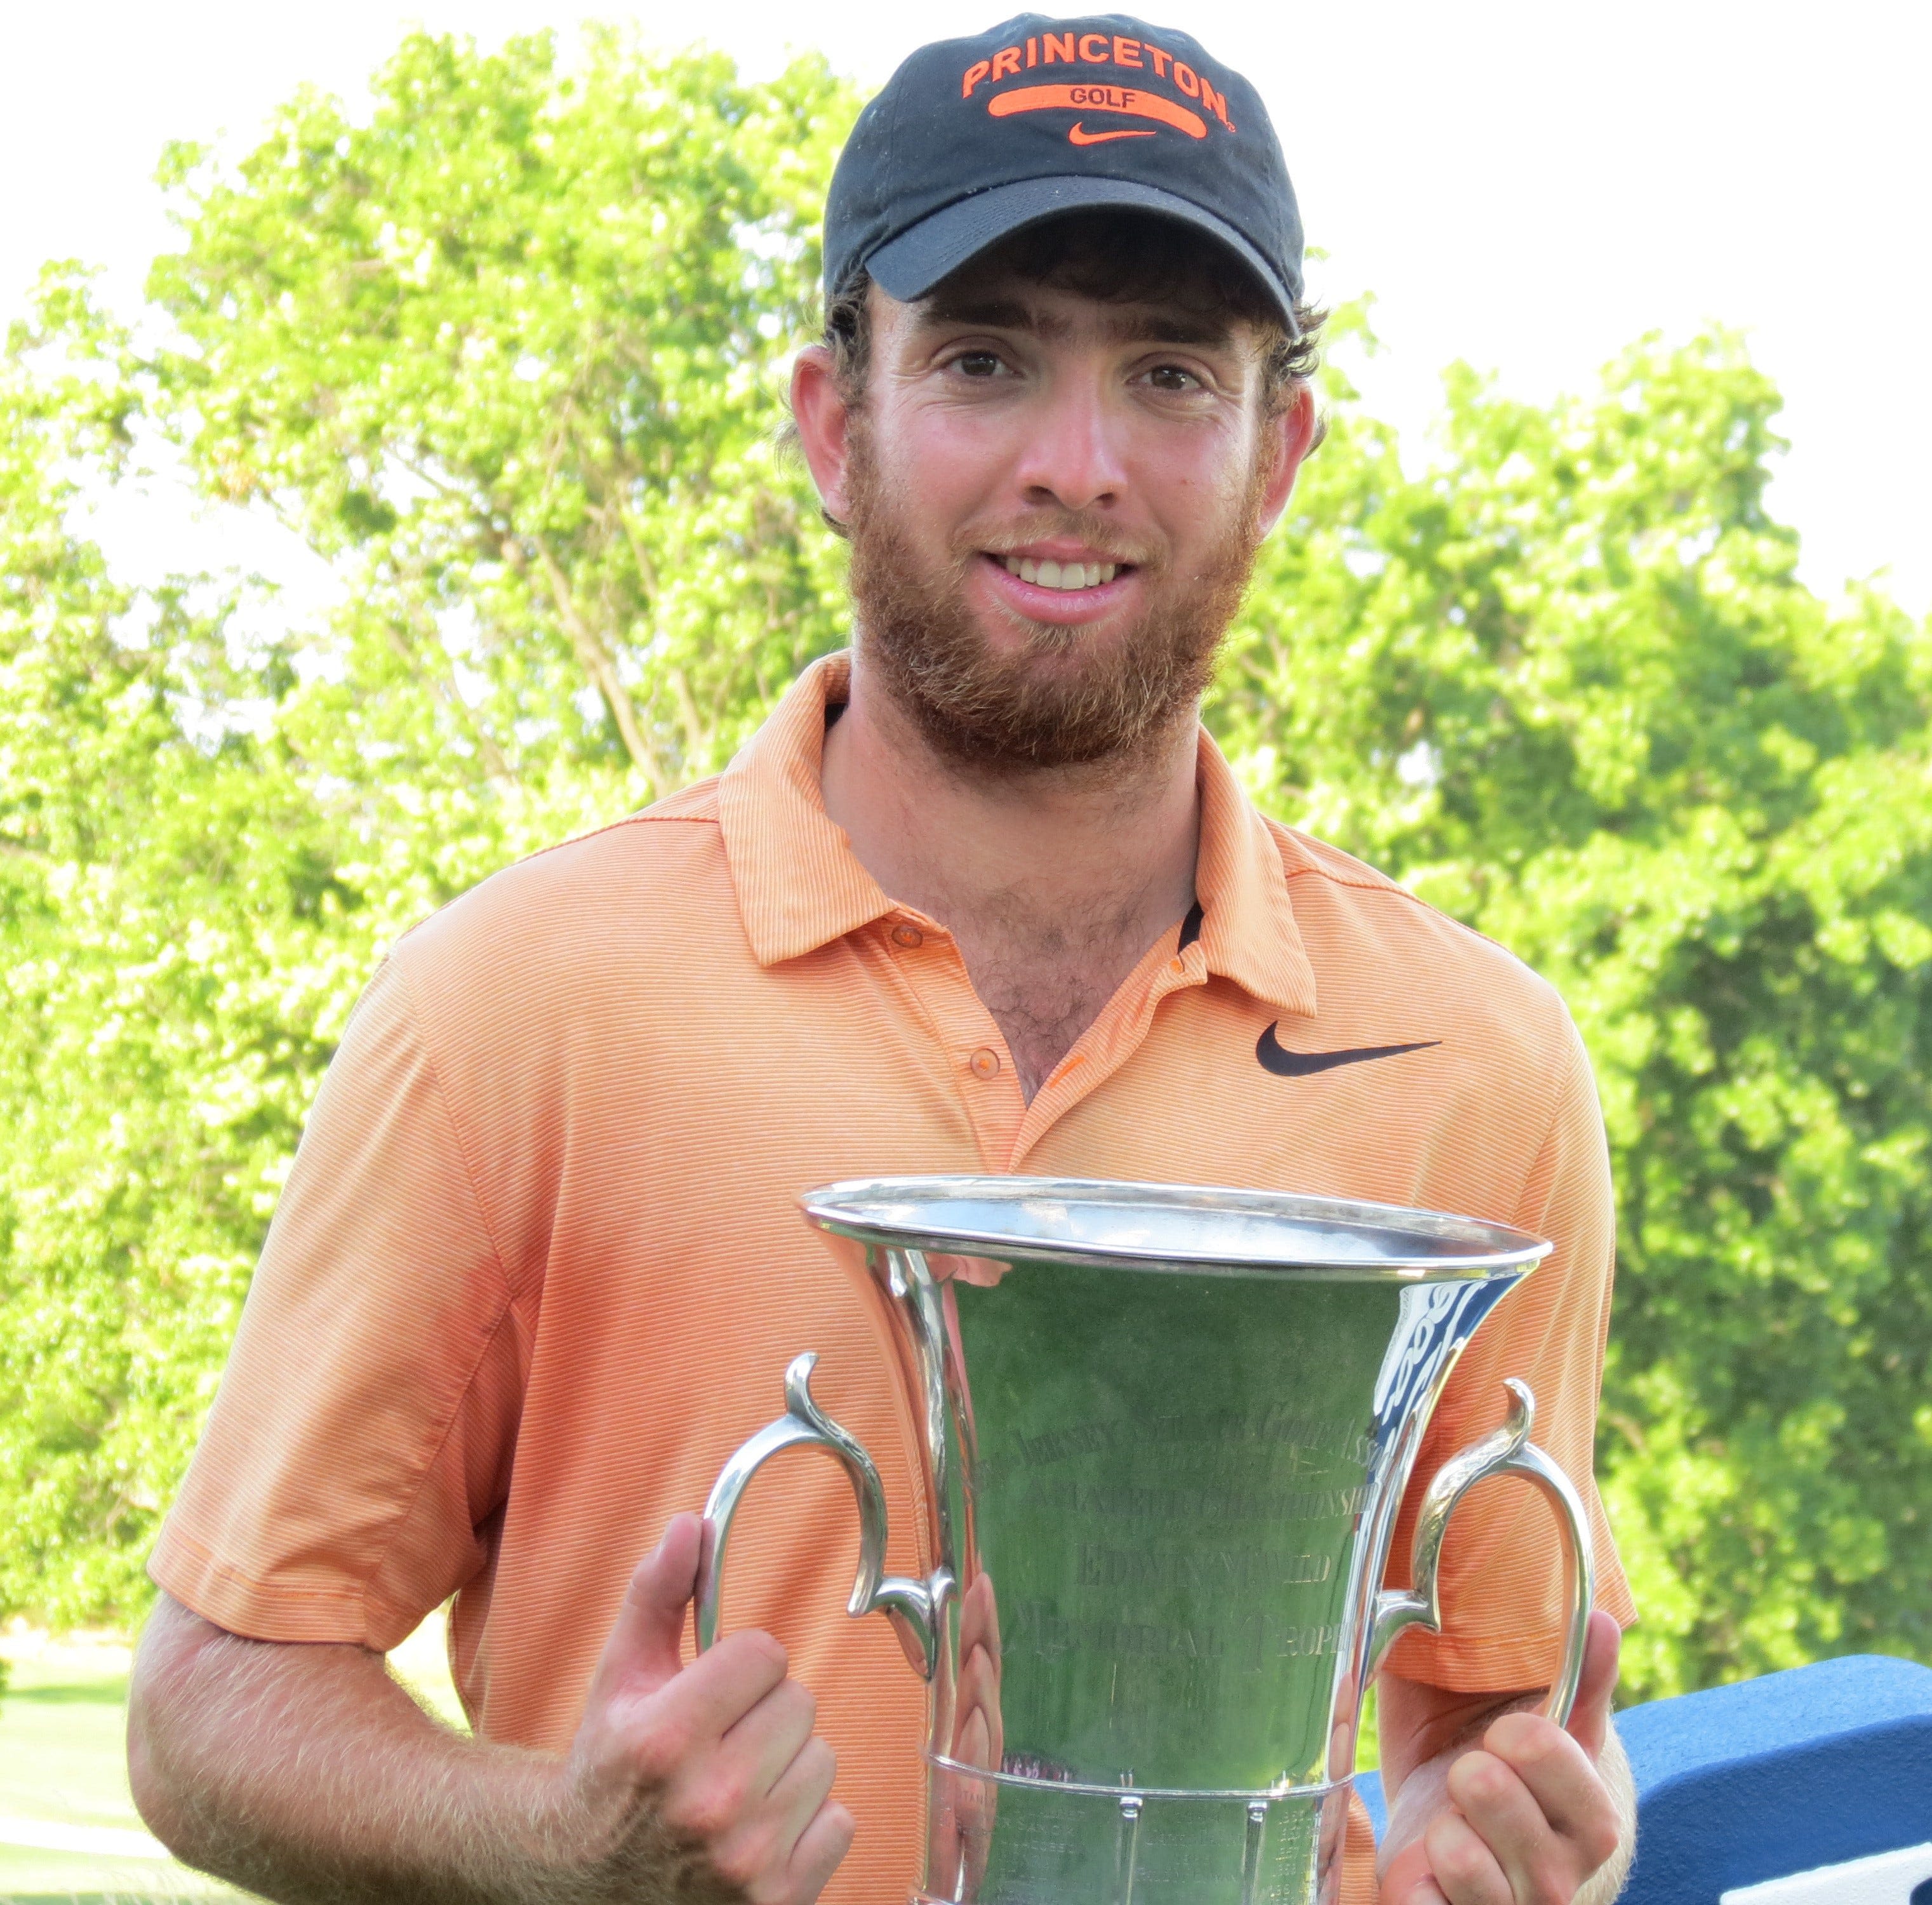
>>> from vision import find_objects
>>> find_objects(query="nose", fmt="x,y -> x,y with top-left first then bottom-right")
1011,366 -> 1128,514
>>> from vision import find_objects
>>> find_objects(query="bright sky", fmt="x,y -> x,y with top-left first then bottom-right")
5,0 -> 1927,612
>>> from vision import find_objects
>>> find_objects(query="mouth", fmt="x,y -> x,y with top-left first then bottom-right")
997,555 -> 1122,592
977,550 -> 1140,627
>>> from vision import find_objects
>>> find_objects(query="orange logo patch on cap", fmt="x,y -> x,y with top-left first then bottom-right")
990,83 -> 1206,141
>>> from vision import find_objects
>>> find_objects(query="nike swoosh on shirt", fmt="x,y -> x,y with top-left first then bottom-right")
1255,1026 -> 1441,1077
1067,122 -> 1157,145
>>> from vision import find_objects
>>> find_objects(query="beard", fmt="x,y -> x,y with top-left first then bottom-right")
843,427 -> 1274,775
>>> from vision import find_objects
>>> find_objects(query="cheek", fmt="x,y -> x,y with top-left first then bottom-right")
874,403 -> 1015,527
1135,424 -> 1261,542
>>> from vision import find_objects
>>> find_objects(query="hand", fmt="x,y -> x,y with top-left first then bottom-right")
561,1512 -> 855,1904
1378,1611 -> 1627,1905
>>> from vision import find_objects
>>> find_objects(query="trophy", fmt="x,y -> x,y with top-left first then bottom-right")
698,1177 -> 1593,1905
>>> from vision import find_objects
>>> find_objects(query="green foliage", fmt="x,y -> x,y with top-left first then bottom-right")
1215,326 -> 1932,1697
0,295 -> 326,1621
1,29 -> 1927,1706
150,26 -> 856,801
0,30 -> 859,1626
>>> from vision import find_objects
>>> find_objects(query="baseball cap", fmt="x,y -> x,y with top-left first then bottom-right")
823,13 -> 1305,334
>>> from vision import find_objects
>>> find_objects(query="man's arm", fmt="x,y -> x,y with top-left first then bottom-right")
128,1515 -> 853,1905
1375,1610 -> 1635,1905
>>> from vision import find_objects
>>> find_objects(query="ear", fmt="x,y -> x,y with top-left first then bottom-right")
1253,381 -> 1319,540
792,344 -> 856,526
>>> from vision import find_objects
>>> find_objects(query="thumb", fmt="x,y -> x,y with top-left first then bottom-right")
590,1511 -> 705,1703
1564,1608 -> 1623,1760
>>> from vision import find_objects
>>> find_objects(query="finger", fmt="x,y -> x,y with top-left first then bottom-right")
1422,1808 -> 1512,1905
1444,1749 -> 1560,1902
645,1627 -> 790,1750
785,1798 -> 856,1902
760,1735 -> 839,1869
1481,1711 -> 1613,1848
1376,1838 -> 1446,1905
1561,1611 -> 1622,1761
716,1676 -> 820,1801
1389,1881 -> 1448,1905
1480,1717 -> 1624,1889
701,1733 -> 837,1901
593,1513 -> 705,1700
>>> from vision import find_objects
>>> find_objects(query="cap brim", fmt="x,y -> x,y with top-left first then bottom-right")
864,175 -> 1301,337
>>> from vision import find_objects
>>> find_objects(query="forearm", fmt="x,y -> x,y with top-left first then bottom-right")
129,1594 -> 585,1905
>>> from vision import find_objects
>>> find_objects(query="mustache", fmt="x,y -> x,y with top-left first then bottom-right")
967,518 -> 1161,571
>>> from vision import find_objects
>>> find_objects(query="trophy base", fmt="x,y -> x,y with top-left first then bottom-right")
920,1765 -> 1353,1905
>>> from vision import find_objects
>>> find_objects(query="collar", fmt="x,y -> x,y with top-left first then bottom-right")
717,651 -> 1317,1019
1190,735 -> 1319,1019
717,653 -> 895,966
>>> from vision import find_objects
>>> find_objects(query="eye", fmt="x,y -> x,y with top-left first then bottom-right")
1145,363 -> 1203,392
952,350 -> 1006,379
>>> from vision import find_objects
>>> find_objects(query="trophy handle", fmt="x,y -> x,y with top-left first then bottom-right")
695,1351 -> 950,1681
1366,1378 -> 1596,1725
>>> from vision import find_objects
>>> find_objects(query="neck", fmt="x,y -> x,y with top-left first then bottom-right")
820,644 -> 1201,1098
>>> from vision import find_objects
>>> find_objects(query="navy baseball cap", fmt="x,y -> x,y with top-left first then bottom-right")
824,14 -> 1304,334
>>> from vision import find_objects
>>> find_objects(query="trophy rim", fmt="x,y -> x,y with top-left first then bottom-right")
799,1175 -> 1551,1280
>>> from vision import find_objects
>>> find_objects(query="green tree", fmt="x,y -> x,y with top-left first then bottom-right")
0,30 -> 860,1623
1214,329 -> 1932,1699
0,284 -> 344,1622
3,27 -> 1928,1713
150,26 -> 858,806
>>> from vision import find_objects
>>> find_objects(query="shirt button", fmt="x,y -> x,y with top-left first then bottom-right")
968,1048 -> 1002,1080
891,924 -> 924,948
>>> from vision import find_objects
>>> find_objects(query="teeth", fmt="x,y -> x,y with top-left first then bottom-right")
1000,557 -> 1121,591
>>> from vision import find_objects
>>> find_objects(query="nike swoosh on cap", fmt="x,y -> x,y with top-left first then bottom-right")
1255,1026 -> 1441,1077
1067,122 -> 1156,145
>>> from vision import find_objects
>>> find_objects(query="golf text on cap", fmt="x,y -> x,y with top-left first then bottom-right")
961,30 -> 1236,135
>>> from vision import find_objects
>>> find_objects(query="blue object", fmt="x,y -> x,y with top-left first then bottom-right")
1356,1768 -> 1387,1841
1618,1655 -> 1932,1902
1352,1655 -> 1932,1902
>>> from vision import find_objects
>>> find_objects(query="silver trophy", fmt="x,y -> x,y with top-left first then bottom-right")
698,1177 -> 1594,1905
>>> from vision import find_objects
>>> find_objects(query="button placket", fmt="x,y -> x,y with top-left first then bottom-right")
877,921 -> 1024,1164
1010,937 -> 1209,1166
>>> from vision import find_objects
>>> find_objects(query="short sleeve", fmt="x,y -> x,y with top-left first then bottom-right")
1380,1010 -> 1637,1691
149,955 -> 526,1652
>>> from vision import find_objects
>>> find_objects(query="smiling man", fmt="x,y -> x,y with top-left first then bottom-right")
129,15 -> 1636,1905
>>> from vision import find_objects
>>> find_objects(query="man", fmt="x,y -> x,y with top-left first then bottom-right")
129,15 -> 1637,1904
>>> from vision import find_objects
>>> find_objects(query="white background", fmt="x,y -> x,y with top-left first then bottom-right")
3,0 -> 1926,612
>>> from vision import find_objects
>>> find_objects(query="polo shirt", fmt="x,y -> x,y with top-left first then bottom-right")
152,651 -> 1634,1904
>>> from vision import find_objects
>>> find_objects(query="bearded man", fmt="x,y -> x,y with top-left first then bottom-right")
129,15 -> 1638,1905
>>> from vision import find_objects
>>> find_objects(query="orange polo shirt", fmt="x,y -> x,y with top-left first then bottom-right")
153,652 -> 1633,1904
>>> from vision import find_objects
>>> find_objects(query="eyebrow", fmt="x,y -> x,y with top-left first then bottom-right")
914,293 -> 1237,351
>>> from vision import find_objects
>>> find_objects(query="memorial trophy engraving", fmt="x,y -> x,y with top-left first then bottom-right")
698,1178 -> 1595,1905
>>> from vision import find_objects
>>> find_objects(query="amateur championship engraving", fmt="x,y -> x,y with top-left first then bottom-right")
952,1259 -> 1393,1793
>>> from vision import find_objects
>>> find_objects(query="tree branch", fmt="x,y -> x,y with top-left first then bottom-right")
530,532 -> 660,792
